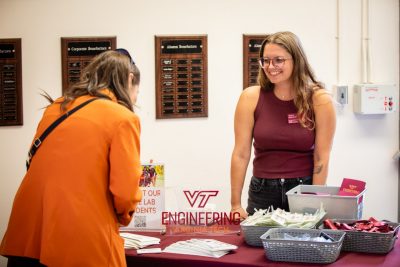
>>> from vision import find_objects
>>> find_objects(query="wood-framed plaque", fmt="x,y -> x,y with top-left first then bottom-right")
0,38 -> 23,126
155,35 -> 208,119
243,35 -> 268,89
61,36 -> 116,93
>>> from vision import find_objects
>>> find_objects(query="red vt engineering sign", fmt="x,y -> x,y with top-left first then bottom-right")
161,190 -> 240,228
183,190 -> 219,208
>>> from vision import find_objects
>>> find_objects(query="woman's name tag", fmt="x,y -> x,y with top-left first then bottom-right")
287,113 -> 299,124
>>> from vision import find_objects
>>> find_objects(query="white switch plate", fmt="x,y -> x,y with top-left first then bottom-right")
334,85 -> 348,105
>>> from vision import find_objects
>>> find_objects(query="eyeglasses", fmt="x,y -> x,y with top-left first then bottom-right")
258,57 -> 291,68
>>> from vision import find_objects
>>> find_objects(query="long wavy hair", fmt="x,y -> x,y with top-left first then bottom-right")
257,31 -> 323,130
44,50 -> 140,112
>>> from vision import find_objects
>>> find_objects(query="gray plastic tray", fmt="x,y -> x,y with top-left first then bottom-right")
260,228 -> 345,264
320,219 -> 399,254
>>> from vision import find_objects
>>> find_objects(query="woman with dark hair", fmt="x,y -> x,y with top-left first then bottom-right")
1,49 -> 142,267
230,32 -> 336,220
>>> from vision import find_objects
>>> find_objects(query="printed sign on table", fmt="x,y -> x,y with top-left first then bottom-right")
121,163 -> 165,231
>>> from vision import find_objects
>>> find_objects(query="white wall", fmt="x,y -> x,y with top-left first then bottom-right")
0,0 -> 398,264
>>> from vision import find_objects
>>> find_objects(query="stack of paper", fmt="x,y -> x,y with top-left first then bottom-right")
120,232 -> 161,249
163,238 -> 237,258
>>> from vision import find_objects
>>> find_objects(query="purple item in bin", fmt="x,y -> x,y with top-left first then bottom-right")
301,192 -> 331,196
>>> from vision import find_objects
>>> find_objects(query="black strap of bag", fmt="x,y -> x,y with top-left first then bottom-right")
26,97 -> 99,170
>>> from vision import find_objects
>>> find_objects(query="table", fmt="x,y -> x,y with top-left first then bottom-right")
125,230 -> 400,267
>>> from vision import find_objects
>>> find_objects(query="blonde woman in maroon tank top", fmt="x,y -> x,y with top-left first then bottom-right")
230,32 -> 336,220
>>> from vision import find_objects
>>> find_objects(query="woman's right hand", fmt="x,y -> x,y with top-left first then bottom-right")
230,206 -> 248,221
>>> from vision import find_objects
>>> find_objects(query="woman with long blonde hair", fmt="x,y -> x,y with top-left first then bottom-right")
230,32 -> 336,220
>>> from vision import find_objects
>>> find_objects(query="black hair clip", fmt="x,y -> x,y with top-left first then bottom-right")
115,48 -> 135,65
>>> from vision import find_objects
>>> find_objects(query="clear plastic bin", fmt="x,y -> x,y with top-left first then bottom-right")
286,185 -> 366,220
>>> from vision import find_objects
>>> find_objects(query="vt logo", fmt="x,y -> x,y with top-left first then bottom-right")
183,190 -> 219,208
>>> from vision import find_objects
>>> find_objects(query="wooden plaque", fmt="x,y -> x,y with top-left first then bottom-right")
61,36 -> 116,93
155,35 -> 208,119
0,38 -> 23,126
243,35 -> 268,89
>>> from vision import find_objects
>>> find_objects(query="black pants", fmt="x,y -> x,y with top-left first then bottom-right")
7,256 -> 47,267
246,176 -> 312,215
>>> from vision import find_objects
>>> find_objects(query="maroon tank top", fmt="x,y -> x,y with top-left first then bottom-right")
253,89 -> 315,178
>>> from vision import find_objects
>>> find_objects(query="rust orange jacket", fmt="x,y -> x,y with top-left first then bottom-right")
0,90 -> 142,267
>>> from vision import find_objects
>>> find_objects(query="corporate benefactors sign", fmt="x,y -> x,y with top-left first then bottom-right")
121,163 -> 165,231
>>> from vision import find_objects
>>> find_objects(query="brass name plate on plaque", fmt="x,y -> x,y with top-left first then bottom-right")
155,35 -> 208,119
61,37 -> 116,93
0,39 -> 22,126
243,35 -> 267,89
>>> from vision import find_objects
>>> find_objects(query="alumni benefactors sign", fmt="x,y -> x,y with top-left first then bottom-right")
243,34 -> 268,89
155,35 -> 208,119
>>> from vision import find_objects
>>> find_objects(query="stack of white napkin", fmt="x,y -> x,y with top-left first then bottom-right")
163,238 -> 237,258
120,232 -> 161,249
